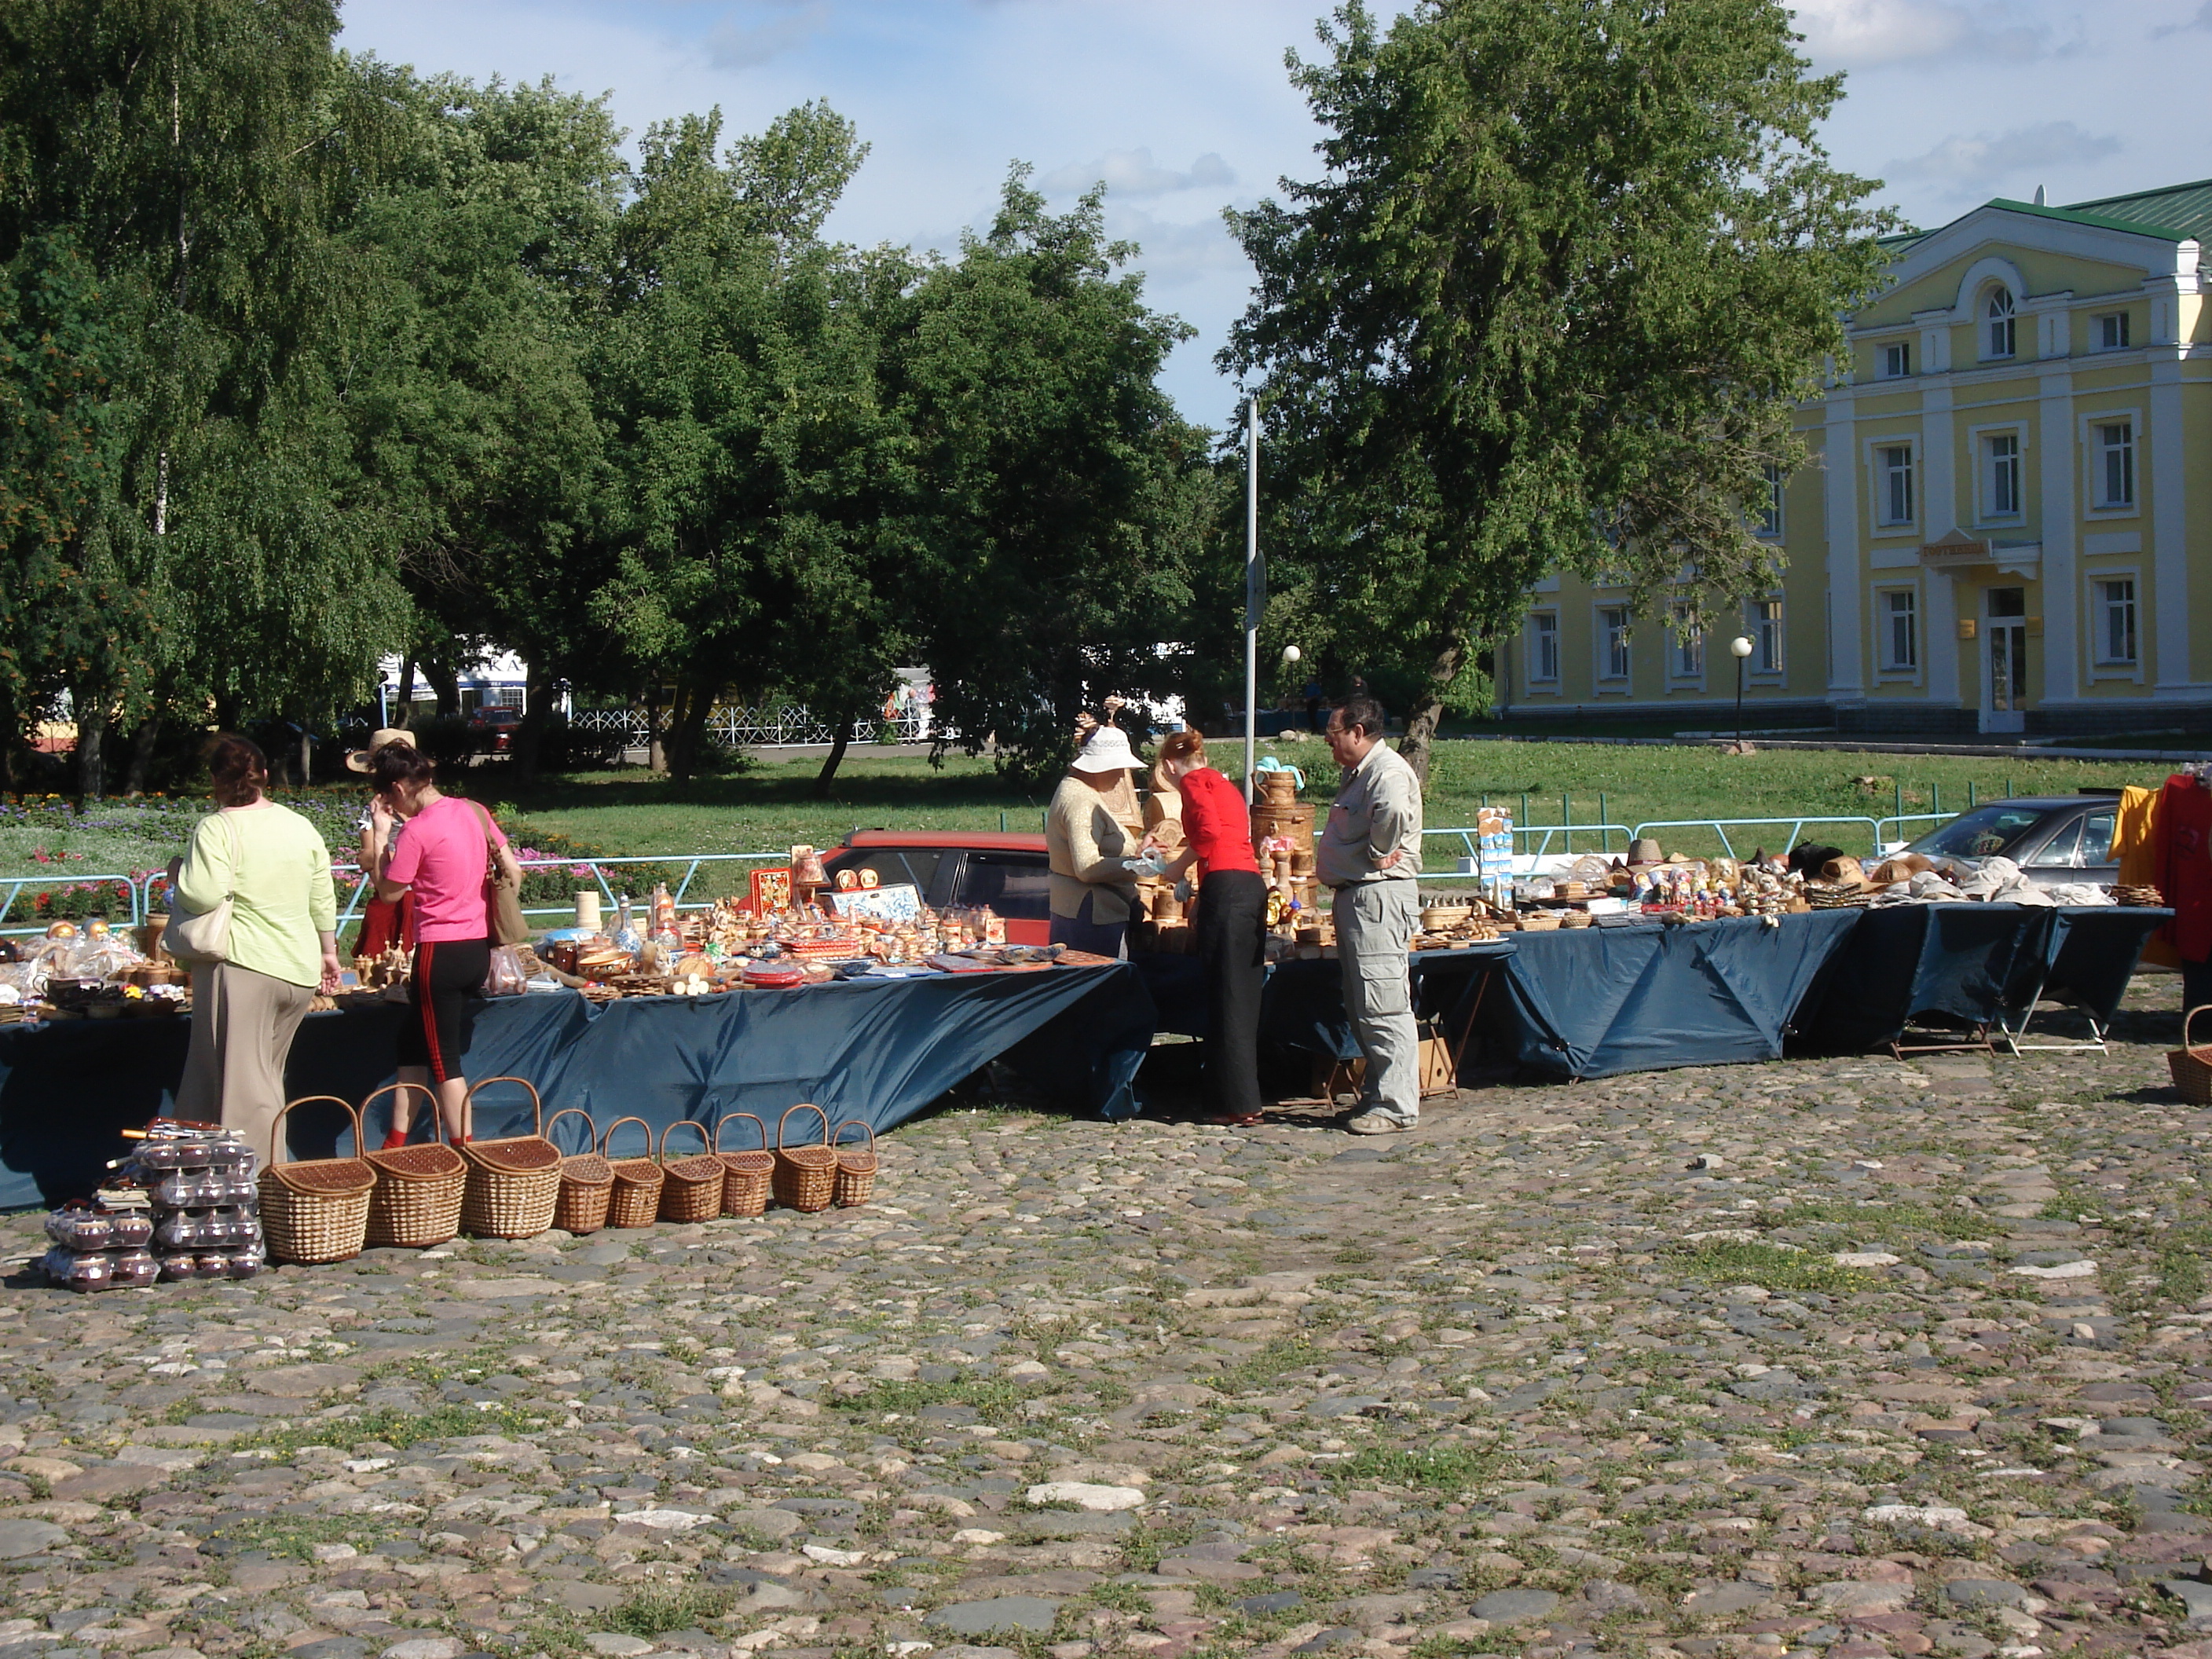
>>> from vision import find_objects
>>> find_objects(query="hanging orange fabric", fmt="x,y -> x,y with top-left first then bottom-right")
2115,785 -> 2177,968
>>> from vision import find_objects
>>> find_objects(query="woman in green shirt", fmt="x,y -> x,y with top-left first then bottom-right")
170,735 -> 342,1155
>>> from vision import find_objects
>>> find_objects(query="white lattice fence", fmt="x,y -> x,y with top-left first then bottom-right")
568,704 -> 933,748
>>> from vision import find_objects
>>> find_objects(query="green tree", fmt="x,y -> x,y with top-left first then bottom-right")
1222,0 -> 1892,779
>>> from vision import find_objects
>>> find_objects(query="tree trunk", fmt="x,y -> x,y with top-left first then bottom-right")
511,661 -> 553,781
122,716 -> 163,797
394,656 -> 416,725
75,689 -> 108,800
1396,635 -> 1467,789
644,685 -> 666,775
422,658 -> 460,719
813,703 -> 857,797
667,677 -> 716,784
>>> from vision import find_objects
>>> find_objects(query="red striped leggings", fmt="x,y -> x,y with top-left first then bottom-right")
396,936 -> 489,1082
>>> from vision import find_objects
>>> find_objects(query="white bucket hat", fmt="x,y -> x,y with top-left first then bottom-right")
1071,725 -> 1139,774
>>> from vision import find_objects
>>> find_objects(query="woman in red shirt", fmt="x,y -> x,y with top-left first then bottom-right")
1148,731 -> 1267,1126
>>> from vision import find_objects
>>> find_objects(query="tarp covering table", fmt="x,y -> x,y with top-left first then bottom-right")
0,964 -> 1153,1208
1133,946 -> 1510,1060
1499,910 -> 1865,1080
2029,906 -> 2174,1026
1793,903 -> 2056,1053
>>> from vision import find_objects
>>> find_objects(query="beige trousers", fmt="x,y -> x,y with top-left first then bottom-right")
176,962 -> 313,1160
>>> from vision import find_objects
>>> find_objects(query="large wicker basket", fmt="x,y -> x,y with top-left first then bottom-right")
2171,1006 -> 2212,1104
361,1082 -> 465,1249
457,1077 -> 561,1239
772,1104 -> 837,1214
259,1097 -> 375,1265
546,1107 -> 613,1236
657,1121 -> 725,1223
832,1119 -> 879,1208
712,1112 -> 775,1218
602,1115 -> 665,1229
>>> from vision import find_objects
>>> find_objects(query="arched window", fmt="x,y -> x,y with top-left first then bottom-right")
1986,288 -> 2016,358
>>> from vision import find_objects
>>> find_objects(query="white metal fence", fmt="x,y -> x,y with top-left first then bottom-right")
569,703 -> 936,749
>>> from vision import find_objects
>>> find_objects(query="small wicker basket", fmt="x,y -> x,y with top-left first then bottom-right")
546,1107 -> 613,1236
713,1112 -> 775,1218
458,1077 -> 562,1239
259,1097 -> 375,1265
2170,1006 -> 2212,1104
602,1115 -> 665,1228
658,1120 -> 726,1224
832,1119 -> 878,1208
361,1082 -> 465,1249
772,1103 -> 837,1213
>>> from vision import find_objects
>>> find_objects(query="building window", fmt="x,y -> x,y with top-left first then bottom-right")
1877,445 -> 1914,527
1670,602 -> 1702,678
1881,340 -> 1912,379
1986,432 -> 2020,518
2097,578 -> 2137,665
1986,288 -> 2016,359
2096,421 -> 2136,508
1599,606 -> 1630,681
1882,589 -> 1917,671
1757,464 -> 1784,538
1529,612 -> 1559,683
1752,599 -> 1783,673
2097,311 -> 2131,351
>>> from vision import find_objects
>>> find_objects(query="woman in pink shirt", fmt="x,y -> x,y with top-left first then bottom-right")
365,746 -> 522,1145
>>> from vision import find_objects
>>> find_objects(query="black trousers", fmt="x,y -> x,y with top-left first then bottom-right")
1196,869 -> 1268,1119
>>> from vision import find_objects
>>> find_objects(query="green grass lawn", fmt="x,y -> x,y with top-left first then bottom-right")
0,739 -> 2167,896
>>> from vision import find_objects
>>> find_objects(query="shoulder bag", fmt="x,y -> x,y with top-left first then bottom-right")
167,813 -> 242,967
470,800 -> 529,947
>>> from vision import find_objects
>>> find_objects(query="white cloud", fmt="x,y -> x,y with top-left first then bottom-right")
1791,0 -> 2054,70
1039,147 -> 1236,198
1884,120 -> 2123,196
705,2 -> 830,70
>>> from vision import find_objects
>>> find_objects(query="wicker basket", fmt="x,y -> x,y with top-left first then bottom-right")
361,1082 -> 465,1249
658,1120 -> 726,1224
546,1107 -> 613,1236
713,1112 -> 775,1218
832,1119 -> 879,1208
258,1097 -> 375,1265
602,1115 -> 665,1229
772,1104 -> 838,1213
457,1077 -> 562,1239
2170,1006 -> 2212,1104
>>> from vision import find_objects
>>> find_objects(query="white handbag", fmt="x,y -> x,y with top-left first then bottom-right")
166,814 -> 240,967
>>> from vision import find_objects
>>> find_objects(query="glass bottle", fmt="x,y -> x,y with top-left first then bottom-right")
613,895 -> 641,955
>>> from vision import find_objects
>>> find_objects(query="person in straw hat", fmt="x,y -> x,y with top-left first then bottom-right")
1046,722 -> 1145,958
346,729 -> 417,961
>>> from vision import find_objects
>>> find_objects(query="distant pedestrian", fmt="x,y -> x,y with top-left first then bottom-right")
1318,695 -> 1423,1133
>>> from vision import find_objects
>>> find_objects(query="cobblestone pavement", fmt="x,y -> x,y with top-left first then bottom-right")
7,982 -> 2212,1659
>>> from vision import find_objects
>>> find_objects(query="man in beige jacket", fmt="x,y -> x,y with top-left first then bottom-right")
1046,724 -> 1144,957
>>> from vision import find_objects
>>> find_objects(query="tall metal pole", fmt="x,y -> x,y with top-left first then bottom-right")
1243,396 -> 1261,802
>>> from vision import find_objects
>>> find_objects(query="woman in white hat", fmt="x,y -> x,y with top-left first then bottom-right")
1046,723 -> 1144,957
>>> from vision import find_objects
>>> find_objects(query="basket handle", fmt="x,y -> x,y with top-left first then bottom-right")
601,1115 -> 654,1159
361,1082 -> 437,1145
463,1075 -> 544,1136
269,1096 -> 364,1166
2188,1005 -> 2212,1058
833,1118 -> 877,1154
660,1119 -> 710,1162
714,1111 -> 769,1154
544,1107 -> 598,1155
777,1102 -> 830,1151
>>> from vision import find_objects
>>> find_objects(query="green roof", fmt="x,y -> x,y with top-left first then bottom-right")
2060,178 -> 2212,243
1985,196 -> 2199,242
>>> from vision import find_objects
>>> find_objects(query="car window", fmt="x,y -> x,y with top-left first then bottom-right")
958,850 -> 1051,919
2078,810 -> 2117,865
1910,805 -> 2049,859
2031,819 -> 2081,866
830,849 -> 946,903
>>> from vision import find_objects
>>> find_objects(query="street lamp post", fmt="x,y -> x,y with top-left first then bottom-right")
1729,635 -> 1755,747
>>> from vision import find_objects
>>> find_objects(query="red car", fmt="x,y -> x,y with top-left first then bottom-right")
468,705 -> 522,752
821,830 -> 1053,945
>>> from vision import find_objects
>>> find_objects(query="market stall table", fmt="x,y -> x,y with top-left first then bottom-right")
0,963 -> 1154,1208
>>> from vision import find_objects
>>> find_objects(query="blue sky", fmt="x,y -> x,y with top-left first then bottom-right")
337,0 -> 2212,430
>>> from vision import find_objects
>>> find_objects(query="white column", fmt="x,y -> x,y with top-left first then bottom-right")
2152,355 -> 2194,691
1822,395 -> 1862,696
1921,384 -> 1960,705
2039,370 -> 2078,701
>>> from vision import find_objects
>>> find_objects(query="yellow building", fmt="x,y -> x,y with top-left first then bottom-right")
1499,179 -> 2212,735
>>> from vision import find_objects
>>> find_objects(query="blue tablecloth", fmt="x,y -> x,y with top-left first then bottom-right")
1133,946 -> 1510,1064
1500,910 -> 1865,1080
0,964 -> 1154,1208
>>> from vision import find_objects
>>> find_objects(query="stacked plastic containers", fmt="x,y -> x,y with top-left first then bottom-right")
43,1122 -> 267,1290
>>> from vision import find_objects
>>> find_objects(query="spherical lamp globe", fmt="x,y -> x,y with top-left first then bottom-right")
1730,635 -> 1755,659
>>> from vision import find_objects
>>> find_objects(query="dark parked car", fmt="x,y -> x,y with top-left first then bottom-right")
1903,793 -> 2122,888
820,830 -> 1053,945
